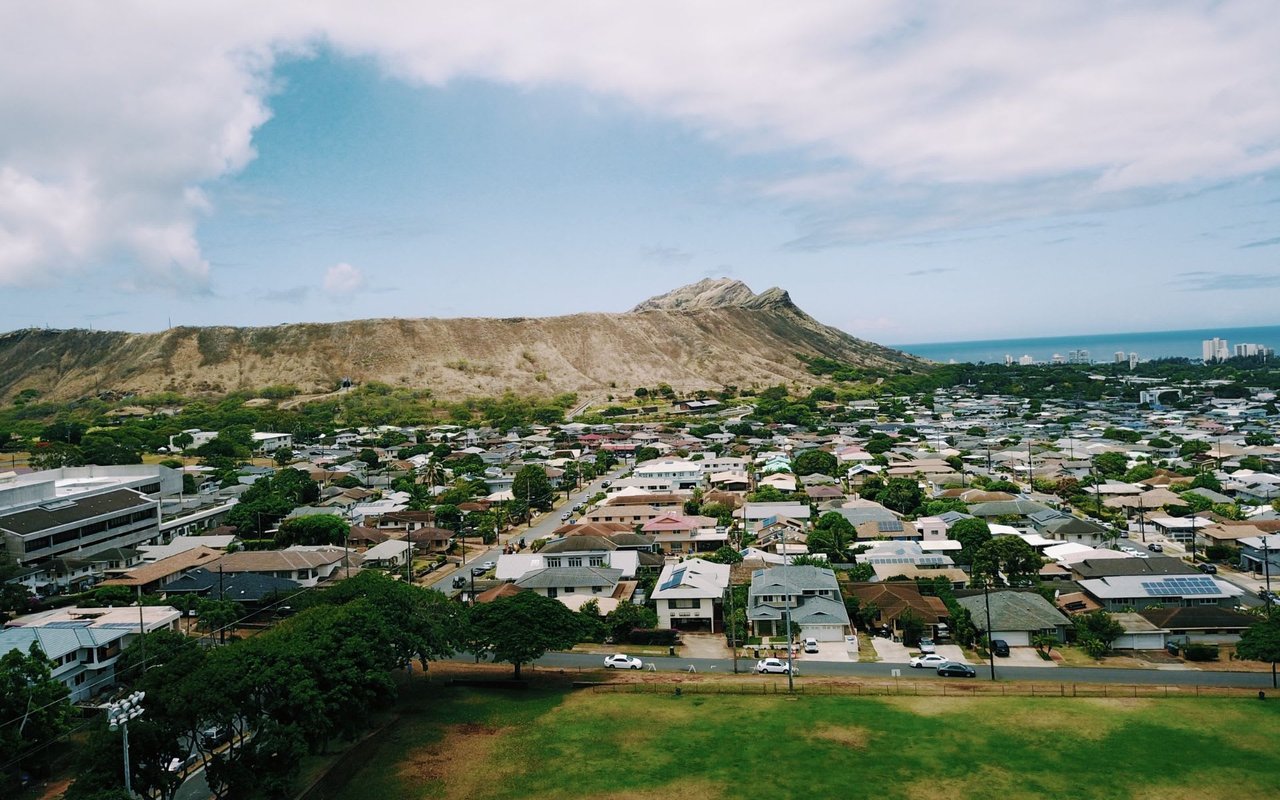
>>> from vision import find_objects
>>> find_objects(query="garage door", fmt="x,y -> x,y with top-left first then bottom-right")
994,630 -> 1031,647
801,625 -> 845,642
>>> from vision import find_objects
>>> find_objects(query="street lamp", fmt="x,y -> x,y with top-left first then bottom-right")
108,691 -> 146,797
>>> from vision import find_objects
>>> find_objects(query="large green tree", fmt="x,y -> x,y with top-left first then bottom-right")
274,514 -> 349,548
1236,614 -> 1280,688
879,478 -> 924,515
1,645 -> 72,790
511,465 -> 554,510
792,449 -> 837,477
469,591 -> 584,678
950,518 -> 992,566
973,536 -> 1042,585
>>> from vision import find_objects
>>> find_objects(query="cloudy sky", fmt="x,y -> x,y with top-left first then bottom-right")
2,2 -> 1279,344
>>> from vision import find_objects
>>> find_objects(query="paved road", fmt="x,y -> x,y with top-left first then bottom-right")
424,466 -> 629,594
517,651 -> 1277,688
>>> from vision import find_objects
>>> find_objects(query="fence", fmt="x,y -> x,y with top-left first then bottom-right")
584,680 -> 1270,700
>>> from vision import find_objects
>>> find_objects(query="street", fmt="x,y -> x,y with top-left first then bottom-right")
423,466 -> 629,594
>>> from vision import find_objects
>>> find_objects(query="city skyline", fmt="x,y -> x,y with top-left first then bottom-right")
3,3 -> 1280,344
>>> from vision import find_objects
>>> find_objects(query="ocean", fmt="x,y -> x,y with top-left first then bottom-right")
896,324 -> 1280,365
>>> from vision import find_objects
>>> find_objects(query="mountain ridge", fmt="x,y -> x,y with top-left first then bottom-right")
0,280 -> 926,402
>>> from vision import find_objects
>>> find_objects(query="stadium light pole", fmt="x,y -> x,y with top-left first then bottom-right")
108,691 -> 146,798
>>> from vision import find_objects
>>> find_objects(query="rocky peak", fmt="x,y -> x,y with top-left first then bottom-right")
631,278 -> 793,312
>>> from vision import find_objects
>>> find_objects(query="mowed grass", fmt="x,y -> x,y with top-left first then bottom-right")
332,687 -> 1280,800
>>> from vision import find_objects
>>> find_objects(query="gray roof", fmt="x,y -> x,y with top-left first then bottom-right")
968,499 -> 1053,518
0,489 -> 153,535
1072,556 -> 1199,579
750,565 -> 839,594
514,566 -> 622,590
829,506 -> 898,526
750,594 -> 851,627
956,591 -> 1069,633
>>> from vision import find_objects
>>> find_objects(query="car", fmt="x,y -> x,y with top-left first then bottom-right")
909,653 -> 949,669
755,658 -> 795,674
1257,589 -> 1280,604
452,575 -> 467,588
937,662 -> 977,678
917,637 -> 936,654
603,653 -> 644,670
991,639 -> 1010,657
167,754 -> 199,773
803,638 -> 819,653
1119,530 -> 1130,538
470,566 -> 487,576
561,512 -> 572,521
601,480 -> 611,488
481,560 -> 496,571
1147,543 -> 1164,552
199,725 -> 229,747
1198,563 -> 1218,574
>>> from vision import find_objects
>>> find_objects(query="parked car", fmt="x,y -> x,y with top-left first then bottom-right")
937,662 -> 977,678
481,560 -> 496,571
803,638 -> 819,653
603,653 -> 644,670
199,725 -> 229,747
991,639 -> 1010,657
917,637 -> 936,654
1147,543 -> 1164,552
755,658 -> 795,674
452,575 -> 467,588
909,653 -> 949,669
470,565 -> 487,576
1198,563 -> 1218,574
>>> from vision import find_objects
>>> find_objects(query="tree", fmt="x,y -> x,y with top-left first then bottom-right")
880,478 -> 924,515
950,518 -> 992,566
468,592 -> 585,678
792,449 -> 837,477
196,598 -> 244,639
274,514 -> 349,547
706,546 -> 743,565
1074,610 -> 1123,657
511,465 -> 554,510
1236,614 -> 1280,687
272,447 -> 294,466
633,446 -> 660,463
1093,451 -> 1128,479
1032,632 -> 1057,657
604,601 -> 659,642
357,448 -> 381,468
1179,440 -> 1211,460
810,512 -> 855,560
746,485 -> 787,503
28,441 -> 85,470
1,645 -> 72,788
973,536 -> 1042,584
899,610 -> 925,647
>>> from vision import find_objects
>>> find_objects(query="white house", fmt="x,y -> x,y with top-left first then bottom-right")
633,459 -> 703,490
252,432 -> 294,454
650,558 -> 730,632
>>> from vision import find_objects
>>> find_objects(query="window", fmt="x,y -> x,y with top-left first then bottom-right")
567,557 -> 583,568
588,556 -> 604,567
545,558 -> 562,568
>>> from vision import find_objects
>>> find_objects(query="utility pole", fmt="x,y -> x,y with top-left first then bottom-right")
982,568 -> 995,682
726,582 -> 738,674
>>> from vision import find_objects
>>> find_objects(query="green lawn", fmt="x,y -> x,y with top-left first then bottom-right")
331,685 -> 1280,800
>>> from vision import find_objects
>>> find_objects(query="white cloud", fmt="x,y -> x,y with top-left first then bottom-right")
322,262 -> 365,295
2,2 -> 1279,285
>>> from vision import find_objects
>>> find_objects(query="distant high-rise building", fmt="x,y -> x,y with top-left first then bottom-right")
1234,342 -> 1273,359
1019,354 -> 1035,366
1051,353 -> 1065,365
1004,354 -> 1014,366
1128,352 -> 1138,370
1202,337 -> 1229,362
1114,351 -> 1125,363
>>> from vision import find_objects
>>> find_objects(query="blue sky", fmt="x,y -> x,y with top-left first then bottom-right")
2,3 -> 1279,344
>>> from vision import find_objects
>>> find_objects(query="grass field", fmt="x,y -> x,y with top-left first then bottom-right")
329,684 -> 1280,800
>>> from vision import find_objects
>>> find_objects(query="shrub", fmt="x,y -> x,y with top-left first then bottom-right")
1181,642 -> 1220,662
627,628 -> 679,646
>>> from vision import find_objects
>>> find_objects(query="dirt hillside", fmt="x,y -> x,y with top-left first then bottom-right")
0,279 -> 926,401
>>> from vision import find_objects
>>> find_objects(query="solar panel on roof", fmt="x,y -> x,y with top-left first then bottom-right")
1139,576 -> 1220,596
878,520 -> 904,532
659,568 -> 687,591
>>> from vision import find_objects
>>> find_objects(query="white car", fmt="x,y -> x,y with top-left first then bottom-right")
755,658 -> 795,674
603,653 -> 643,670
481,560 -> 496,571
909,653 -> 949,669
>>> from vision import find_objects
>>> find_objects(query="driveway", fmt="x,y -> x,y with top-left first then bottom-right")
999,647 -> 1058,668
800,640 -> 855,663
870,637 -> 915,663
681,633 -> 731,659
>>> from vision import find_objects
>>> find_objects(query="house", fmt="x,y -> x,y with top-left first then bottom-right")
955,590 -> 1071,646
633,459 -> 703,490
161,567 -> 299,607
361,539 -> 414,568
842,582 -> 948,637
1109,612 -> 1169,651
1076,574 -> 1244,611
1238,534 -> 1280,575
747,565 -> 851,641
650,558 -> 730,632
582,504 -> 668,526
740,502 -> 811,523
642,514 -> 726,555
1139,606 -> 1260,645
99,546 -> 225,593
1069,556 -> 1200,582
1030,510 -> 1110,546
513,566 -> 623,599
0,605 -> 181,702
209,547 -> 359,587
251,432 -> 293,454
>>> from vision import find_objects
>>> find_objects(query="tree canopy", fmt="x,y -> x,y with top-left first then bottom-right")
468,591 -> 584,678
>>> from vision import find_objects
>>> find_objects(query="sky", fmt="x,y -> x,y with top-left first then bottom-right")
2,2 -> 1280,344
